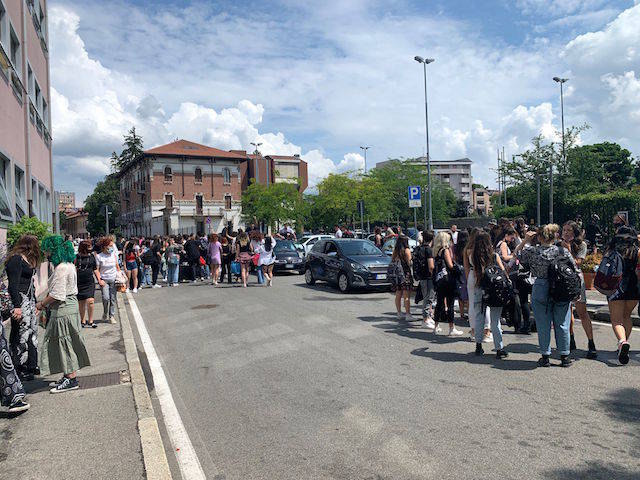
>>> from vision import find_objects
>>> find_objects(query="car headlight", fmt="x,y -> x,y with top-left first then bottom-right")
350,262 -> 368,272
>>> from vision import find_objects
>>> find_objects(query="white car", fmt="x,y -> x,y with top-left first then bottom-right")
382,236 -> 419,256
297,235 -> 334,256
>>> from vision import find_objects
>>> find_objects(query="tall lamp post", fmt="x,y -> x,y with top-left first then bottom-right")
360,145 -> 371,173
551,77 -> 568,224
250,141 -> 263,184
414,56 -> 435,230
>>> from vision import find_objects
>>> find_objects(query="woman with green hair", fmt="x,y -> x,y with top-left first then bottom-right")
36,235 -> 91,393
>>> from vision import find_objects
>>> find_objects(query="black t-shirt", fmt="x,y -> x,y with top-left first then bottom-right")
5,255 -> 35,306
76,254 -> 97,286
184,239 -> 201,260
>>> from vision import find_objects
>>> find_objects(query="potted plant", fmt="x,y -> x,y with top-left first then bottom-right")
581,252 -> 601,290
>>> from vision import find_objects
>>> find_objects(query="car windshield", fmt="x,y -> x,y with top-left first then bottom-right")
300,237 -> 312,244
274,241 -> 297,252
339,240 -> 382,256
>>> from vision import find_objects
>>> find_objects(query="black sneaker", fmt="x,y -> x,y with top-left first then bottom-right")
537,355 -> 550,367
569,335 -> 577,351
560,355 -> 573,367
586,339 -> 597,359
89,322 -> 98,329
496,349 -> 509,359
48,377 -> 65,387
8,399 -> 30,413
50,377 -> 79,394
475,343 -> 484,356
618,341 -> 631,365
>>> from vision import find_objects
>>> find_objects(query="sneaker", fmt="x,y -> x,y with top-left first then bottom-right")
482,331 -> 493,344
433,325 -> 442,335
152,284 -> 162,289
49,376 -> 65,387
560,355 -> 572,367
537,355 -> 551,368
125,288 -> 130,293
618,341 -> 630,365
449,328 -> 464,337
8,399 -> 30,413
423,319 -> 436,330
586,339 -> 597,359
469,328 -> 475,339
132,288 -> 138,293
50,377 -> 79,394
496,349 -> 509,359
475,343 -> 484,356
405,313 -> 413,322
396,312 -> 403,320
90,322 -> 97,329
109,316 -> 117,324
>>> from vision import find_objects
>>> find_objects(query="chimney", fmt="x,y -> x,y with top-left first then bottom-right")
293,154 -> 300,158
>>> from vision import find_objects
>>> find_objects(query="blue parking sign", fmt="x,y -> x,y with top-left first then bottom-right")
408,186 -> 421,208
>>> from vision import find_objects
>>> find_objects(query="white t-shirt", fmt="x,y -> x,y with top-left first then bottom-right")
259,237 -> 276,266
335,229 -> 343,238
451,231 -> 458,245
96,251 -> 118,281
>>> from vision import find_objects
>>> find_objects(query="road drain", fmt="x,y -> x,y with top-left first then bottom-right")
191,304 -> 218,310
79,370 -> 129,390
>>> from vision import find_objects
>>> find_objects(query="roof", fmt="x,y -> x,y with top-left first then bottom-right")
267,155 -> 302,160
145,140 -> 248,159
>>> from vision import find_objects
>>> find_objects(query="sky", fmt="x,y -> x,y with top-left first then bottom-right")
48,0 -> 640,204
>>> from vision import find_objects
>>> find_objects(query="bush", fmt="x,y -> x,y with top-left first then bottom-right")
581,252 -> 602,273
7,216 -> 51,247
492,204 -> 526,220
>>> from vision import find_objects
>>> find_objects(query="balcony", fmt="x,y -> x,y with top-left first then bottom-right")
136,183 -> 147,194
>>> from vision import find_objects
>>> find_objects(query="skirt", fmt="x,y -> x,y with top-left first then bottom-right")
0,320 -> 26,407
40,295 -> 91,376
239,252 -> 252,265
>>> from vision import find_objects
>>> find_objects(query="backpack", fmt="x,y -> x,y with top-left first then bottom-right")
412,246 -> 430,280
141,248 -> 154,265
594,250 -> 623,296
387,259 -> 404,286
548,248 -> 581,303
433,254 -> 452,293
481,264 -> 514,307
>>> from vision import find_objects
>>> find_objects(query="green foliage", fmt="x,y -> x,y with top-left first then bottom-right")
7,216 -> 51,247
84,175 -> 120,236
492,204 -> 526,220
241,181 -> 306,230
110,127 -> 144,173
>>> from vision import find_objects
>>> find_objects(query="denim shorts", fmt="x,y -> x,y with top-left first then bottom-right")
126,261 -> 138,271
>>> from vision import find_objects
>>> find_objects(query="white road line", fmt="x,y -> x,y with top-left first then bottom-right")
127,292 -> 207,480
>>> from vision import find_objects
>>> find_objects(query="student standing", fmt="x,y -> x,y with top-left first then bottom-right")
75,240 -> 99,328
235,230 -> 253,288
207,233 -> 223,286
432,231 -> 464,336
261,235 -> 276,287
95,237 -> 121,324
414,230 -> 435,329
391,235 -> 413,321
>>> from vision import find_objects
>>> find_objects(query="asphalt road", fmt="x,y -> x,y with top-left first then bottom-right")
130,274 -> 640,480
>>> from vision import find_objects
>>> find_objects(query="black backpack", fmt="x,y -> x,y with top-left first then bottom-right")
412,246 -> 430,280
141,249 -> 155,265
548,248 -> 581,303
387,259 -> 404,286
481,264 -> 514,307
433,254 -> 452,293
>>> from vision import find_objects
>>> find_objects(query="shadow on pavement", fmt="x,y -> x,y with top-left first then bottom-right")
543,462 -> 639,480
410,346 -> 539,371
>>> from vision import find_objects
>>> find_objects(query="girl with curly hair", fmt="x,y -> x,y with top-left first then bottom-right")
37,235 -> 91,393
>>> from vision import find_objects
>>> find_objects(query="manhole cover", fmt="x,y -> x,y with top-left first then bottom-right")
78,370 -> 129,390
191,304 -> 218,310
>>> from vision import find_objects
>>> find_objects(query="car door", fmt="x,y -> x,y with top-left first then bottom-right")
304,237 -> 319,256
308,240 -> 326,279
323,241 -> 342,283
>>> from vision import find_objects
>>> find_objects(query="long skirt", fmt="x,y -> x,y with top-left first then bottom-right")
40,296 -> 91,376
9,293 -> 38,375
0,320 -> 26,407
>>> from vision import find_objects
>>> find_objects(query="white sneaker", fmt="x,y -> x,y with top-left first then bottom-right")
109,316 -> 116,324
449,328 -> 464,337
125,288 -> 130,293
405,313 -> 413,322
423,319 -> 436,330
433,325 -> 442,334
396,312 -> 403,320
132,288 -> 138,293
153,284 -> 162,289
482,332 -> 493,343
469,328 -> 475,339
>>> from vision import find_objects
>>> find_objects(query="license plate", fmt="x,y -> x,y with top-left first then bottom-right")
286,264 -> 294,269
376,274 -> 387,280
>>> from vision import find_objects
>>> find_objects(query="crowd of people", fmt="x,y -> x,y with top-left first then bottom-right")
391,214 -> 637,367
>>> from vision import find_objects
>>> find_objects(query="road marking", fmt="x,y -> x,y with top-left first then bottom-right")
127,292 -> 207,480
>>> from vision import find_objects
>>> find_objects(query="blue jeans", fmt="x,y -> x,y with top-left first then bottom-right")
256,265 -> 265,284
167,263 -> 179,285
142,266 -> 152,286
472,281 -> 503,350
531,278 -> 571,356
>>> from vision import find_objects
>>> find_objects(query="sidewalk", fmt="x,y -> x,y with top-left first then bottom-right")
585,289 -> 640,326
0,293 -> 168,480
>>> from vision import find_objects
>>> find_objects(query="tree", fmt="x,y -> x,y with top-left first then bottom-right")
111,127 -> 144,173
84,175 -> 120,236
7,216 -> 51,247
241,181 -> 305,230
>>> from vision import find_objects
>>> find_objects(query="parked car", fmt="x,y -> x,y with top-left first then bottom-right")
297,234 -> 333,257
381,236 -> 419,256
273,240 -> 305,274
304,239 -> 391,292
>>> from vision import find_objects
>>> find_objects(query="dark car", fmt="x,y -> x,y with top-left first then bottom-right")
272,240 -> 305,274
304,239 -> 391,292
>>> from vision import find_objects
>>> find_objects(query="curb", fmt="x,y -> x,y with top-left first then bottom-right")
118,296 -> 173,479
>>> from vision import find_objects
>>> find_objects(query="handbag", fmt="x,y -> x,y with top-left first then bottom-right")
115,270 -> 128,286
251,253 -> 260,266
199,256 -> 206,266
230,261 -> 241,275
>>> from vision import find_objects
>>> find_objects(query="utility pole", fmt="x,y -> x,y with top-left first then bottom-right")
536,173 -> 541,227
551,77 -> 569,224
105,204 -> 111,235
414,56 -> 435,230
503,147 -> 507,207
497,148 -> 501,208
360,146 -> 371,173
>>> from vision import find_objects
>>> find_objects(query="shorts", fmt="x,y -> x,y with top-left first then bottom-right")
126,261 -> 138,271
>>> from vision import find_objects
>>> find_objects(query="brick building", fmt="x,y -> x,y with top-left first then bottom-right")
0,0 -> 55,240
240,152 -> 308,191
61,207 -> 88,239
57,190 -> 75,210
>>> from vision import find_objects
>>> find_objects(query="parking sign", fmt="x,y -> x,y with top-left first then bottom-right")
408,186 -> 421,208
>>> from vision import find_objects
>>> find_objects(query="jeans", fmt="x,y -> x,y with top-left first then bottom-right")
467,271 -> 490,331
472,284 -> 503,350
531,278 -> 571,356
419,279 -> 435,320
151,262 -> 160,285
256,265 -> 265,284
101,280 -> 117,318
142,266 -> 152,286
167,263 -> 179,285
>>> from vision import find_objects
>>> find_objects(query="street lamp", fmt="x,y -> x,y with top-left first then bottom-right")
360,146 -> 371,173
551,77 -> 569,224
415,55 -> 435,230
250,141 -> 263,184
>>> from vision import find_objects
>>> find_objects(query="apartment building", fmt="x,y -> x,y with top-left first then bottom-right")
61,207 -> 88,239
238,152 -> 308,192
0,0 -> 54,240
118,139 -> 249,237
57,190 -> 75,210
472,187 -> 492,216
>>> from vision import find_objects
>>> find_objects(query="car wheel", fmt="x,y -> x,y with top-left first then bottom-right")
338,272 -> 350,293
305,268 -> 315,285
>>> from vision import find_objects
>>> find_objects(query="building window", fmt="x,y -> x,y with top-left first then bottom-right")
9,24 -> 21,74
0,154 -> 13,220
194,167 -> 202,183
223,168 -> 231,185
164,166 -> 172,182
14,166 -> 25,220
195,194 -> 203,214
225,195 -> 232,210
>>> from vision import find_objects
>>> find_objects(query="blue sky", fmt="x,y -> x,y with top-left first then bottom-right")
48,0 -> 640,202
